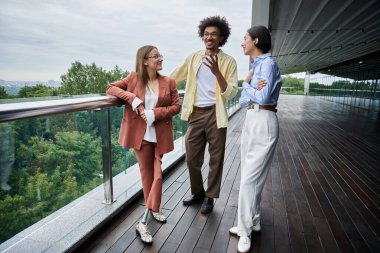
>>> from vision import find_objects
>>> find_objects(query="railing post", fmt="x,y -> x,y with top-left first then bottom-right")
100,108 -> 115,204
304,71 -> 310,95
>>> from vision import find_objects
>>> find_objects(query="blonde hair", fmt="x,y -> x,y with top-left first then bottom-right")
135,45 -> 161,86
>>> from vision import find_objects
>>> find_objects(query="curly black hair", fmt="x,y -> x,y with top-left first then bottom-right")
198,16 -> 231,47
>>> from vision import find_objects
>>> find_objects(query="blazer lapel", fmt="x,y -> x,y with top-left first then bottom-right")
155,77 -> 168,107
134,80 -> 146,105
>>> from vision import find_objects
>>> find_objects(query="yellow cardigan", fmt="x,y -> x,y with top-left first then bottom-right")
170,49 -> 238,128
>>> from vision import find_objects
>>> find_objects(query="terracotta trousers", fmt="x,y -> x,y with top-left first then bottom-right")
134,140 -> 163,212
185,106 -> 227,198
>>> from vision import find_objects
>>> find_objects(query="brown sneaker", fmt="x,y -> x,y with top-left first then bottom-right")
136,222 -> 153,244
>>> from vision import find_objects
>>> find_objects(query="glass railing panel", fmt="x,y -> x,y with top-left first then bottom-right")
308,87 -> 379,111
0,108 -> 109,243
225,88 -> 241,114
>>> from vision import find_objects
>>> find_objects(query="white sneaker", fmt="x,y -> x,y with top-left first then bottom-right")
229,226 -> 238,235
252,222 -> 261,232
229,223 -> 260,236
252,215 -> 261,232
238,236 -> 251,252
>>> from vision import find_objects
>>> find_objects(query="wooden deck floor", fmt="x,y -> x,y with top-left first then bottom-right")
75,95 -> 380,253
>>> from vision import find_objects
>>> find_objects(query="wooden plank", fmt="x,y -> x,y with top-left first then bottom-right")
210,206 -> 237,253
159,199 -> 199,251
276,142 -> 307,253
251,224 -> 275,253
314,217 -> 341,253
271,153 -> 291,253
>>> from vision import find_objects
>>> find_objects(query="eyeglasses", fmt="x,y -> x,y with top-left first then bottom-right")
145,54 -> 163,60
203,32 -> 220,38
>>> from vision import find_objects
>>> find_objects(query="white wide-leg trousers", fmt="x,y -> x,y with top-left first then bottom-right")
237,109 -> 279,237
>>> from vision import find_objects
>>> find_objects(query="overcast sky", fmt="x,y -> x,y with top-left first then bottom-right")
0,0 -> 253,82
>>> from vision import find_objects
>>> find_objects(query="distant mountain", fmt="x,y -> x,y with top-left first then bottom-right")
0,80 -> 61,96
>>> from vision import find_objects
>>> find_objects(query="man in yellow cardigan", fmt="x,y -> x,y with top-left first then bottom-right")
170,16 -> 238,214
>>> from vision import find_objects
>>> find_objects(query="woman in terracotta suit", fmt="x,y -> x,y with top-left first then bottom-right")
106,45 -> 180,244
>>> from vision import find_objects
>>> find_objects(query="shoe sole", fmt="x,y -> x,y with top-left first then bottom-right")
229,228 -> 260,236
182,194 -> 205,206
152,217 -> 167,223
252,225 -> 261,232
200,208 -> 213,214
200,203 -> 214,214
229,230 -> 238,236
182,199 -> 204,206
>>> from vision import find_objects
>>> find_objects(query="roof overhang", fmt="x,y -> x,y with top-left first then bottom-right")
267,0 -> 380,80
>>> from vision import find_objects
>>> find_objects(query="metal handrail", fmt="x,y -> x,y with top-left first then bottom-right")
0,96 -> 120,123
0,91 -> 186,123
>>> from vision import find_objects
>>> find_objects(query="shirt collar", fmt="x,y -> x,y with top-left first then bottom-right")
201,49 -> 224,57
251,52 -> 271,68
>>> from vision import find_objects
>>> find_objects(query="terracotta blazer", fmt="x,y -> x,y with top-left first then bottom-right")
106,72 -> 181,154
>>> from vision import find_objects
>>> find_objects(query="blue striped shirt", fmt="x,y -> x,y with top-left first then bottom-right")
239,53 -> 282,107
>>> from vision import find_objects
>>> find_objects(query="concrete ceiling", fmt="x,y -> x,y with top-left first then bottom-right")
268,0 -> 380,79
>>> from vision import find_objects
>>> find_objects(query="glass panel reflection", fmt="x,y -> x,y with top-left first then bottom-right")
0,110 -> 105,243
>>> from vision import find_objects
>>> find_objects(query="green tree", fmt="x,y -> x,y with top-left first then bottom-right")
18,85 -> 57,98
54,131 -> 101,184
0,194 -> 32,243
281,76 -> 304,94
15,131 -> 101,186
52,165 -> 79,208
106,65 -> 130,83
0,86 -> 8,98
59,62 -> 129,95
310,82 -> 325,89
24,168 -> 54,203
282,76 -> 304,89
331,80 -> 353,89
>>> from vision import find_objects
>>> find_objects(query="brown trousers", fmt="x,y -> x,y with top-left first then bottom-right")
134,140 -> 163,212
185,106 -> 227,198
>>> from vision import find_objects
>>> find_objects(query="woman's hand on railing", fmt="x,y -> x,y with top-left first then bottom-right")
107,96 -> 125,106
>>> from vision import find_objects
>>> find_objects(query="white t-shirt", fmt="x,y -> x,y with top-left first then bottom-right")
195,57 -> 216,107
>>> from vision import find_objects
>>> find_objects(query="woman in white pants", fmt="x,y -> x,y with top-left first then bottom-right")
229,25 -> 282,253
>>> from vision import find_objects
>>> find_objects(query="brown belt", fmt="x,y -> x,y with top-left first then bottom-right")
247,104 -> 277,113
193,105 -> 215,111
